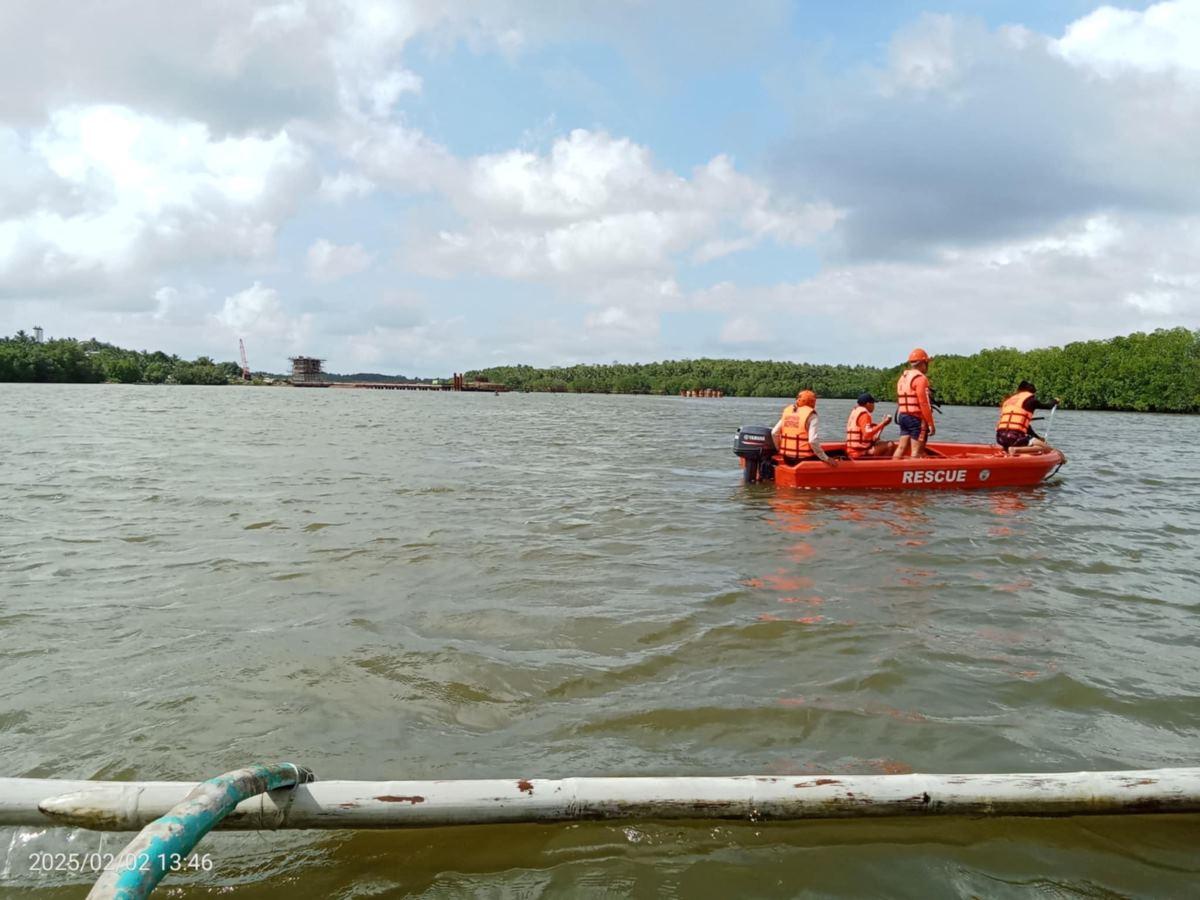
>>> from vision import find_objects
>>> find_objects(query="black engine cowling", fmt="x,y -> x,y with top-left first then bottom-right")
734,426 -> 776,484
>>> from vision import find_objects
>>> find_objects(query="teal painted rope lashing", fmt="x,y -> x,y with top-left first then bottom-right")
87,763 -> 314,900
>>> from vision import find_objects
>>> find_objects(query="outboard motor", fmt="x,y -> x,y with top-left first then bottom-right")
733,426 -> 776,484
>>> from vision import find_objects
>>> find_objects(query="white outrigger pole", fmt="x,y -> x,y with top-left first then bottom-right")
5,768 -> 1200,831
4,766 -> 1200,898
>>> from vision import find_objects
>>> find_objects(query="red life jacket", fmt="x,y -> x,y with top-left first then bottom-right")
778,404 -> 815,459
896,368 -> 929,418
997,390 -> 1034,433
845,405 -> 874,457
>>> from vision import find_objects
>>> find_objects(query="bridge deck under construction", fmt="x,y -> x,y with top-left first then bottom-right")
332,382 -> 448,390
328,381 -> 508,391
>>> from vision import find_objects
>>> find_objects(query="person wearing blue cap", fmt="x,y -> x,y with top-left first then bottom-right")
845,393 -> 895,459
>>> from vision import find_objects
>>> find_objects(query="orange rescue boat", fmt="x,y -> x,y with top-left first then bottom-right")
734,427 -> 1064,490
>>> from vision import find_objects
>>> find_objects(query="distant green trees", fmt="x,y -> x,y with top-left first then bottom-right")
921,328 -> 1200,412
5,327 -> 1198,411
468,359 -> 887,400
0,334 -> 242,385
468,328 -> 1200,413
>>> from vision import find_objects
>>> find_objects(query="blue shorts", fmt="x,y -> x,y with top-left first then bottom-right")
897,414 -> 926,439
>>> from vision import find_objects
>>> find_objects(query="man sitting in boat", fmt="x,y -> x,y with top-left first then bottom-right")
845,393 -> 895,459
894,348 -> 936,458
772,390 -> 838,467
996,381 -> 1061,456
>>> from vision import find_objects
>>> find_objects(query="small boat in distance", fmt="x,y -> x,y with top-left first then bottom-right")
734,427 -> 1065,490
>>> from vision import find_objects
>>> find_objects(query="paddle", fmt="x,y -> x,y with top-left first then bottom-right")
1042,402 -> 1060,442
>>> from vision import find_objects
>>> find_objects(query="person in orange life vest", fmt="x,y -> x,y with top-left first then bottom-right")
845,393 -> 895,458
996,381 -> 1062,457
771,390 -> 838,467
893,348 -> 936,459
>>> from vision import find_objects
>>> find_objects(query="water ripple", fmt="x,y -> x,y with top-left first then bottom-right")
1,386 -> 1198,896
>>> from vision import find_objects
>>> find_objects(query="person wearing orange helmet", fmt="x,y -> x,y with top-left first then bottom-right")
893,348 -> 936,458
772,389 -> 837,467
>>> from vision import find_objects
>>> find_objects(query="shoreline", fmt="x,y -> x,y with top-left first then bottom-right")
4,380 -> 1197,414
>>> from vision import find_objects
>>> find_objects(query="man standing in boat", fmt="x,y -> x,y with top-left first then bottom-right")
997,381 -> 1062,457
893,348 -> 936,458
772,390 -> 838,467
845,393 -> 895,459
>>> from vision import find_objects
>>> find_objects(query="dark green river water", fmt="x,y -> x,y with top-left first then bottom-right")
2,384 -> 1198,897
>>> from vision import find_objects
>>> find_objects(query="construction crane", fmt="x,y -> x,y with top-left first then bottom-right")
239,339 -> 251,381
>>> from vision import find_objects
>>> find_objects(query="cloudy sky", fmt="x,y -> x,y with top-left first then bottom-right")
2,1 -> 1198,375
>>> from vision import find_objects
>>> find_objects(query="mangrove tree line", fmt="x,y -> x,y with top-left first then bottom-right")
0,334 -> 240,384
466,328 -> 1200,413
4,327 -> 1198,412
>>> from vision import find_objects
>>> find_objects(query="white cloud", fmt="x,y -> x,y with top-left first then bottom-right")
0,105 -> 310,290
214,281 -> 312,350
215,282 -> 283,332
318,170 -> 376,203
340,316 -> 471,371
691,212 -> 1200,359
0,126 -> 73,220
325,1 -> 428,119
1056,0 -> 1200,74
543,211 -> 704,274
1125,290 -> 1177,314
305,238 -> 373,281
884,14 -> 964,93
338,119 -> 460,193
0,1 -> 453,131
152,284 -> 214,322
462,129 -> 670,222
583,305 -> 660,341
781,11 -> 1200,261
719,316 -> 771,345
966,215 -> 1123,267
410,130 -> 839,282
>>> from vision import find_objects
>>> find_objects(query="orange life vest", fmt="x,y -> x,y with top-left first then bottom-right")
778,403 -> 815,459
896,368 -> 929,418
845,405 -> 875,457
997,390 -> 1034,433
